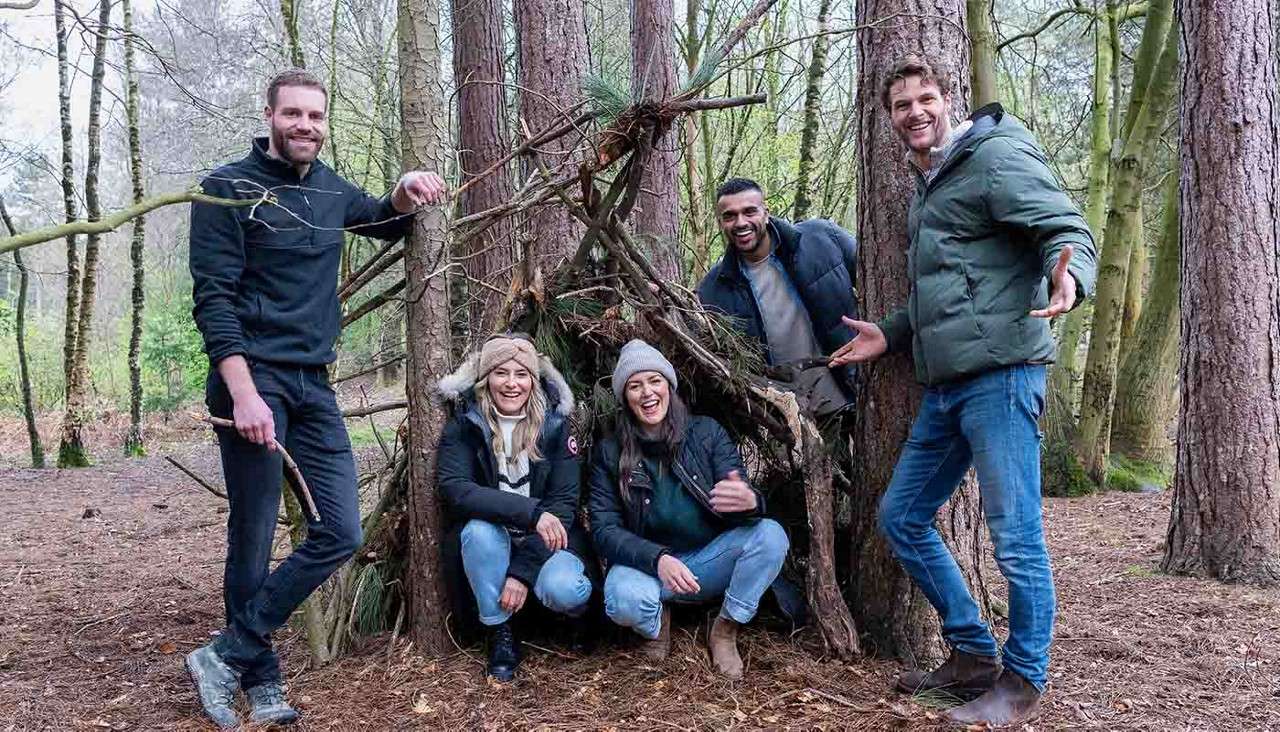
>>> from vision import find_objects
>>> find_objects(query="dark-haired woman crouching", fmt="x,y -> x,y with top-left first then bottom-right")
437,334 -> 594,682
589,340 -> 789,679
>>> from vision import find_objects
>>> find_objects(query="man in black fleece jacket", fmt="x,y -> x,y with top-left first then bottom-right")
184,69 -> 446,729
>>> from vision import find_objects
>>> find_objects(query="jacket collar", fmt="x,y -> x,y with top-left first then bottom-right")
250,136 -> 325,182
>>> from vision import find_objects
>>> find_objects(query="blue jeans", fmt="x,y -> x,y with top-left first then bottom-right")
460,519 -> 592,625
205,362 -> 362,687
603,519 -> 789,639
878,364 -> 1054,690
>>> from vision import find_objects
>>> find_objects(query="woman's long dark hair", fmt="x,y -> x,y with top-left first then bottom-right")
617,383 -> 689,502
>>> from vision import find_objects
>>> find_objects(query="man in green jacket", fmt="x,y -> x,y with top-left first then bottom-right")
831,55 -> 1097,726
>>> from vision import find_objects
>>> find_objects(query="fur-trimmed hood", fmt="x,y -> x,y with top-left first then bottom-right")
437,352 -> 576,417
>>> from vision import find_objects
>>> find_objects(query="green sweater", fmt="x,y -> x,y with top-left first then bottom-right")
877,104 -> 1098,385
640,452 -> 721,554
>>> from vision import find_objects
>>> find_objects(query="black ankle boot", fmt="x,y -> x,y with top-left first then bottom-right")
486,622 -> 521,682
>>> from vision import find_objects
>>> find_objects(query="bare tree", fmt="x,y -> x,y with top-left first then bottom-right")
630,0 -> 682,280
851,0 -> 990,661
1,197 -> 43,468
123,0 -> 147,456
398,0 -> 453,653
792,0 -> 832,221
53,0 -> 80,415
1163,0 -> 1280,586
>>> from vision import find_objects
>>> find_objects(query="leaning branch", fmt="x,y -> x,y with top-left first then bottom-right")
0,189 -> 255,254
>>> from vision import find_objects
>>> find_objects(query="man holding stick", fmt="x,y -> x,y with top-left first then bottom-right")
185,69 -> 446,728
830,55 -> 1096,725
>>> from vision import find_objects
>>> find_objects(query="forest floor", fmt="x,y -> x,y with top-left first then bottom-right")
0,412 -> 1277,731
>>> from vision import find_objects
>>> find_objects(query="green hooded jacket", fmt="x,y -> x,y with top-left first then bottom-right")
876,104 -> 1097,385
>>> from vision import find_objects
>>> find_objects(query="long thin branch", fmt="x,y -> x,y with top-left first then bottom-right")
164,455 -> 291,526
342,401 -> 408,418
195,415 -> 320,522
341,278 -> 406,328
0,190 -> 255,254
997,4 -> 1091,51
331,355 -> 406,385
338,237 -> 401,300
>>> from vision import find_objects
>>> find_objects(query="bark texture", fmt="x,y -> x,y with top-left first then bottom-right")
58,0 -> 113,468
792,0 -> 832,221
1162,0 -> 1280,586
453,0 -> 514,336
852,0 -> 990,662
123,0 -> 147,457
1112,175 -> 1178,463
53,0 -> 80,410
398,0 -> 454,652
965,0 -> 998,107
516,0 -> 589,267
630,0 -> 683,280
0,198 -> 43,468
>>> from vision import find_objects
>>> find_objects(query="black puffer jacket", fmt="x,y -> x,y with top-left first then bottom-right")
589,416 -> 765,575
436,355 -> 592,588
696,216 -> 859,395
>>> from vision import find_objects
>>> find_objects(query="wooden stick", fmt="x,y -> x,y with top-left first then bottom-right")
196,414 -> 321,522
164,455 -> 290,526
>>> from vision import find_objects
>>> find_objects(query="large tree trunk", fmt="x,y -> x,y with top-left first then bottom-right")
851,0 -> 990,662
0,198 -> 43,468
53,0 -> 80,416
630,0 -> 683,281
453,0 -> 514,337
1075,0 -> 1177,485
58,0 -> 113,468
791,0 -> 832,221
282,0 -> 305,67
1111,174 -> 1178,464
123,0 -> 147,457
398,0 -> 453,653
1041,3 -> 1114,494
516,0 -> 588,269
1162,0 -> 1280,586
966,0 -> 997,107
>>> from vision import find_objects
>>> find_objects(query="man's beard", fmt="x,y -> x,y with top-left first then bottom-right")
270,125 -> 323,163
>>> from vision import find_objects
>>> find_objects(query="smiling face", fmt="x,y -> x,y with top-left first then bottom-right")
486,360 -> 534,416
624,371 -> 670,430
265,84 -> 328,165
888,75 -> 953,166
716,188 -> 771,261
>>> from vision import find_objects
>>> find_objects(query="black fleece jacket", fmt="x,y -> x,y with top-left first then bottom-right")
189,137 -> 411,367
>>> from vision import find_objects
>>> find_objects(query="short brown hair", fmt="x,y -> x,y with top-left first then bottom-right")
880,54 -> 953,110
266,69 -> 328,108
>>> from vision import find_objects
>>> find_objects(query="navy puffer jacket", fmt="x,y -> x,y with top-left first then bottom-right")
696,216 -> 858,395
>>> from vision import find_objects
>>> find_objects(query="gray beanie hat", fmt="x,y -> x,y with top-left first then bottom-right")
611,339 -> 678,400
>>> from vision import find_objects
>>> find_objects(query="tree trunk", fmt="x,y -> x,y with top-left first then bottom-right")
123,0 -> 147,457
1117,197 -> 1146,365
681,0 -> 708,277
791,0 -> 832,221
1040,3 -> 1114,494
1112,174 -> 1178,464
0,198 -> 43,468
852,0 -> 990,662
630,0 -> 683,281
58,0 -> 113,469
53,0 -> 80,411
282,0 -> 305,67
398,0 -> 453,653
1162,0 -> 1280,586
453,0 -> 514,337
516,0 -> 589,269
1075,0 -> 1177,485
966,0 -> 998,107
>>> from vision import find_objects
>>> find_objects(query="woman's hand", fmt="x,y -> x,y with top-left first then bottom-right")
709,470 -> 757,513
535,511 -> 569,552
657,554 -> 701,595
499,577 -> 528,613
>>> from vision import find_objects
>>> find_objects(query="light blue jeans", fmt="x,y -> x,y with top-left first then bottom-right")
878,364 -> 1054,690
460,519 -> 592,626
603,519 -> 789,639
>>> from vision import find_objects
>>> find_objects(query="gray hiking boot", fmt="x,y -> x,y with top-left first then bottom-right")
246,682 -> 300,725
184,644 -> 240,729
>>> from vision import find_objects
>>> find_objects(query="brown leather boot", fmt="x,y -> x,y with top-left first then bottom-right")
641,605 -> 671,662
708,616 -> 743,680
945,670 -> 1041,726
895,648 -> 1000,699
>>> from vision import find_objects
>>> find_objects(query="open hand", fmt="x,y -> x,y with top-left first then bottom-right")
535,511 -> 569,552
1031,245 -> 1077,318
657,554 -> 700,595
829,317 -> 887,366
709,470 -> 757,513
499,577 -> 528,614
